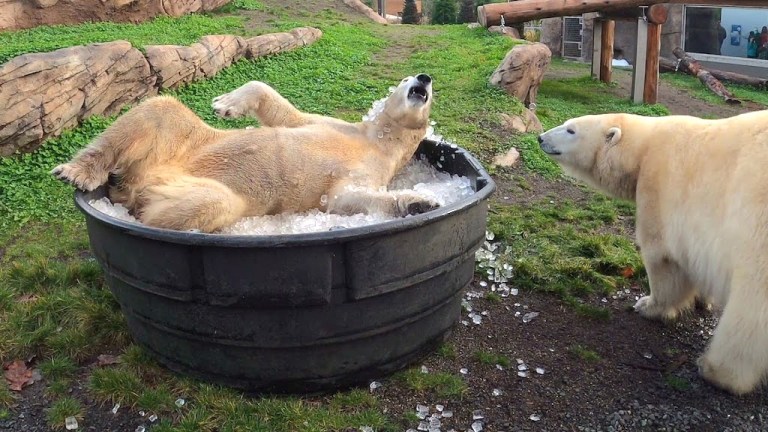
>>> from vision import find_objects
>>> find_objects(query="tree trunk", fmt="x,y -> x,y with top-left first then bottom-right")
671,47 -> 741,105
477,0 -> 669,27
660,57 -> 767,89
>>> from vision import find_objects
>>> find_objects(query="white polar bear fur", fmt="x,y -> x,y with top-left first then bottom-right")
538,110 -> 768,395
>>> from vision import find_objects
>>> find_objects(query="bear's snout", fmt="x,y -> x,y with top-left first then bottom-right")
537,135 -> 543,144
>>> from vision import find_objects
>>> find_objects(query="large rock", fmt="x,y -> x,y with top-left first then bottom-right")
0,0 -> 231,31
0,41 -> 156,156
490,42 -> 551,107
499,108 -> 543,134
245,27 -> 323,59
145,35 -> 248,90
0,27 -> 323,156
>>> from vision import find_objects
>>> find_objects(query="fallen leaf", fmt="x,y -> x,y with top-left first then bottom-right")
621,267 -> 635,279
4,360 -> 33,391
96,354 -> 122,366
17,294 -> 39,304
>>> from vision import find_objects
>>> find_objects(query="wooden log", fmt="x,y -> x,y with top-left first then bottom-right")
477,0 -> 669,27
647,4 -> 668,24
660,57 -> 768,89
600,4 -> 667,23
600,20 -> 614,83
643,22 -> 661,104
672,47 -> 741,104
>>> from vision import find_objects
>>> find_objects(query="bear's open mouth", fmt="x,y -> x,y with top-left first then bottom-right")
408,85 -> 429,103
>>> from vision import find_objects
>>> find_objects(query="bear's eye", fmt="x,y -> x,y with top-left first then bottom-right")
567,128 -> 575,135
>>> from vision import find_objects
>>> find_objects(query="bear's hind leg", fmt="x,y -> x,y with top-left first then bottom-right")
138,176 -> 247,233
634,256 -> 697,320
697,269 -> 768,395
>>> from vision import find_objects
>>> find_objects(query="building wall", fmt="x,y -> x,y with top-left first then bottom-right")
384,0 -> 422,16
541,5 -> 686,64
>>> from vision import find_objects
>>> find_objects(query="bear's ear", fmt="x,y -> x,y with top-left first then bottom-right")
606,127 -> 622,146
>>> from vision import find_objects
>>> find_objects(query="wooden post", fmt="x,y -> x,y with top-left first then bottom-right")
600,20 -> 615,83
631,17 -> 648,103
643,22 -> 662,104
592,19 -> 603,79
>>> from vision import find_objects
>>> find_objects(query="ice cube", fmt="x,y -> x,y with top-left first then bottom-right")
417,404 -> 429,414
522,312 -> 540,323
460,368 -> 468,374
149,414 -> 158,422
492,389 -> 503,396
536,367 -> 545,375
417,421 -> 429,431
471,421 -> 483,432
435,404 -> 444,412
175,398 -> 186,407
369,381 -> 382,391
472,410 -> 484,420
111,403 -> 120,414
442,410 -> 453,418
360,427 -> 374,432
65,416 -> 78,430
135,427 -> 145,432
530,414 -> 541,422
421,365 -> 429,374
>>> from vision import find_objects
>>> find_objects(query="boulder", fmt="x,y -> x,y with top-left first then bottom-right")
0,0 -> 231,32
144,35 -> 247,90
492,147 -> 520,168
490,42 -> 551,106
245,27 -> 323,59
0,41 -> 155,156
499,108 -> 543,134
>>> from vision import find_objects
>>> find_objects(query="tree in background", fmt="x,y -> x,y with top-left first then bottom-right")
402,0 -> 420,24
458,0 -> 475,23
431,0 -> 457,24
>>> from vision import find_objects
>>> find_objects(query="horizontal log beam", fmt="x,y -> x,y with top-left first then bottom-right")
477,0 -> 670,27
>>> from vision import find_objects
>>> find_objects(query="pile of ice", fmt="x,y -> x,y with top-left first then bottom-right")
88,156 -> 474,236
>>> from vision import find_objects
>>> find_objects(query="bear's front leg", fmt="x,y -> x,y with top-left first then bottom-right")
212,81 -> 308,127
633,253 -> 697,321
327,183 -> 440,217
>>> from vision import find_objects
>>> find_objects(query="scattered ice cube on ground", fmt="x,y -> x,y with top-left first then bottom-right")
536,367 -> 545,375
65,416 -> 78,430
471,421 -> 484,432
360,427 -> 374,432
643,352 -> 653,359
175,398 -> 186,408
149,414 -> 158,422
518,371 -> 529,378
492,389 -> 503,396
442,410 -> 453,418
421,365 -> 429,374
369,381 -> 382,391
530,414 -> 541,422
472,410 -> 485,420
495,364 -> 504,371
435,404 -> 444,412
522,312 -> 540,323
135,427 -> 145,432
111,403 -> 120,415
417,421 -> 429,431
460,368 -> 468,374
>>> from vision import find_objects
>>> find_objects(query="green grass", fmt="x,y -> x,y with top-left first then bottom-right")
570,345 -> 602,363
487,194 -> 641,317
0,14 -> 248,65
437,343 -> 457,359
474,350 -> 511,368
665,374 -> 692,391
46,397 -> 84,431
0,384 -> 14,408
394,368 -> 468,398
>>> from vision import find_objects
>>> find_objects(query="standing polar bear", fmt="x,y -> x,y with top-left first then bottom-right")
538,110 -> 768,395
51,74 -> 437,233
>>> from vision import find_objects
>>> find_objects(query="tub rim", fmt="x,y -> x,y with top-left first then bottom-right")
72,139 -> 496,247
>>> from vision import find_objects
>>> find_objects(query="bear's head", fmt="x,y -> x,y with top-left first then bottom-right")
538,114 -> 623,169
381,74 -> 434,130
538,114 -> 639,200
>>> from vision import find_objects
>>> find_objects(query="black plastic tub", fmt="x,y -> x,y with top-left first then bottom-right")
74,138 -> 496,393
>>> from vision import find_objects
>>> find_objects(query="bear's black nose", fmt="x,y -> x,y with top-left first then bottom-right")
416,74 -> 432,85
537,135 -> 543,144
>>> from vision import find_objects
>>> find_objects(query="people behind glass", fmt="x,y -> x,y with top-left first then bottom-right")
748,26 -> 768,59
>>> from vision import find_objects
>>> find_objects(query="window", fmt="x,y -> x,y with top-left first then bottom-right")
684,5 -> 768,60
